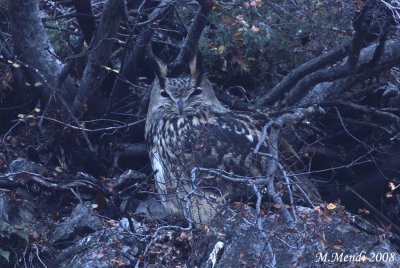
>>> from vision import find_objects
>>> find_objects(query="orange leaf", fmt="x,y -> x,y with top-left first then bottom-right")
273,204 -> 281,209
111,258 -> 126,265
106,219 -> 117,227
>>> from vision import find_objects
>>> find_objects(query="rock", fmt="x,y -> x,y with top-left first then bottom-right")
53,218 -> 144,268
49,202 -> 103,245
187,204 -> 400,267
0,152 -> 6,171
0,192 -> 9,222
13,188 -> 37,225
135,199 -> 170,221
114,169 -> 148,191
9,159 -> 48,175
74,172 -> 101,200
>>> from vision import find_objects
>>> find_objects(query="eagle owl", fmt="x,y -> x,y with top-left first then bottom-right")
145,55 -> 270,224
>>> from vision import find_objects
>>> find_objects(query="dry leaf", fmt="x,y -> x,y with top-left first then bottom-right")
388,182 -> 396,190
111,258 -> 126,265
55,166 -> 63,173
106,219 -> 117,227
235,28 -> 244,36
90,253 -> 105,259
326,203 -> 336,210
11,137 -> 17,147
275,181 -> 283,190
333,239 -> 343,250
358,208 -> 370,215
333,244 -> 344,250
273,203 -> 281,209
101,65 -> 120,74
251,25 -> 260,33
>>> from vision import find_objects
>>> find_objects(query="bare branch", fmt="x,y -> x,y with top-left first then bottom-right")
379,0 -> 400,23
300,50 -> 400,106
167,0 -> 213,76
258,1 -> 399,108
36,116 -> 145,132
363,7 -> 393,68
0,171 -> 106,195
255,41 -> 351,107
265,126 -> 295,226
346,186 -> 400,235
322,100 -> 400,125
347,1 -> 370,69
285,39 -> 400,106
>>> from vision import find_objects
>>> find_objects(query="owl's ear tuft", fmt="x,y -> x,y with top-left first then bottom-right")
155,57 -> 167,79
189,52 -> 204,86
149,52 -> 167,88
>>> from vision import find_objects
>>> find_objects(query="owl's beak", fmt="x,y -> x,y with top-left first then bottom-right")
177,99 -> 184,115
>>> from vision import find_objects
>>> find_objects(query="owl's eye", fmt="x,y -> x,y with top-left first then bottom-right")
191,89 -> 202,96
160,90 -> 170,98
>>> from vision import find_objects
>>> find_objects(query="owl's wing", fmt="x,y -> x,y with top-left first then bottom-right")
182,111 -> 268,177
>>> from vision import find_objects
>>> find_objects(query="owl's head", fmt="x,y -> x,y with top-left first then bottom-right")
147,55 -> 227,119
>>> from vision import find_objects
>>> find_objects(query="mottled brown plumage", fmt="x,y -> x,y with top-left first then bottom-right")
145,56 -> 270,224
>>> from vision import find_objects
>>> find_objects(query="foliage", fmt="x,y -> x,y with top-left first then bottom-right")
199,0 -> 356,92
45,20 -> 78,59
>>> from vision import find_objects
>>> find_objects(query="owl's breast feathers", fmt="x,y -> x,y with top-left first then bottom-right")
146,110 -> 269,178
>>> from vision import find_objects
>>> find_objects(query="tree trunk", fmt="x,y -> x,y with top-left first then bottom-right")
71,0 -> 125,118
8,0 -> 75,104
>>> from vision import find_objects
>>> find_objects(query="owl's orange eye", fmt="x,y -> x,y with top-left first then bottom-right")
191,89 -> 202,96
160,90 -> 170,98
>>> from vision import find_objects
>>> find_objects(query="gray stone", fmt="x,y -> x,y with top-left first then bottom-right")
9,159 -> 48,175
49,202 -> 103,245
53,219 -> 144,268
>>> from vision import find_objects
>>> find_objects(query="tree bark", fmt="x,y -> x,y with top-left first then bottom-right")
255,41 -> 351,107
292,39 -> 400,106
7,0 -> 70,103
167,0 -> 213,76
71,0 -> 125,118
73,0 -> 96,45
